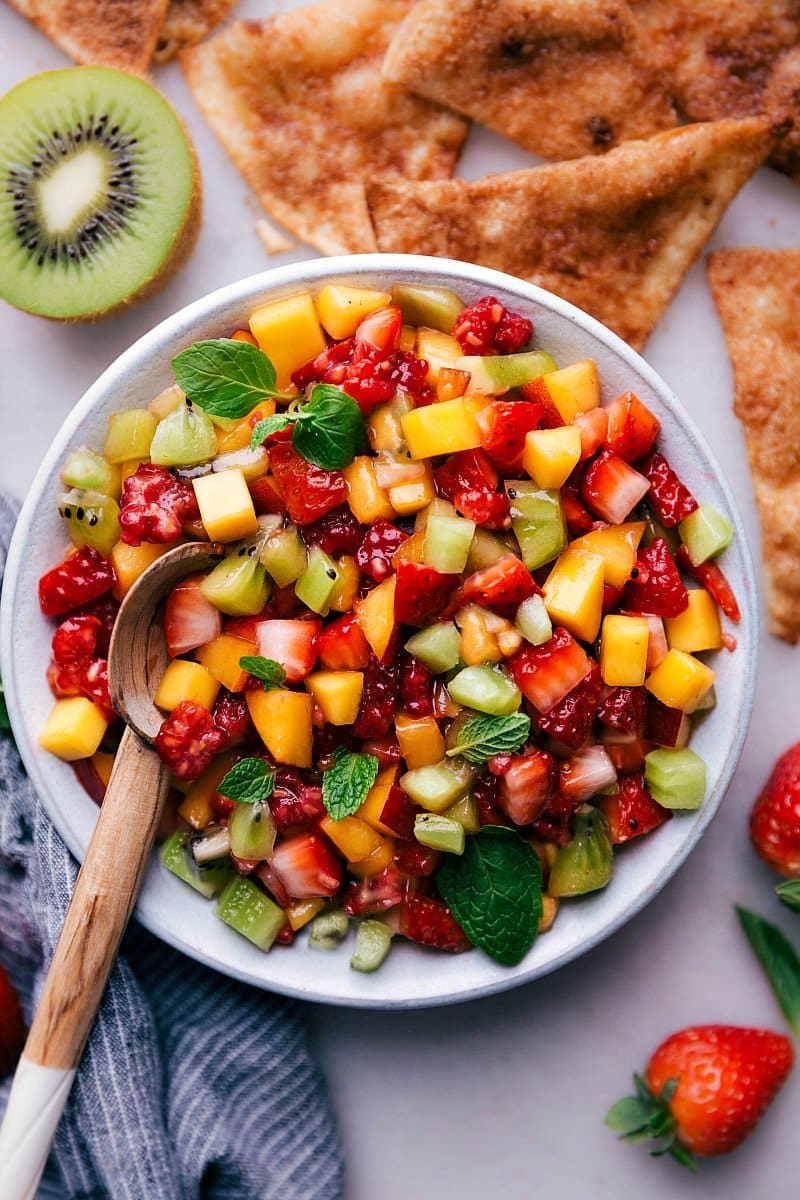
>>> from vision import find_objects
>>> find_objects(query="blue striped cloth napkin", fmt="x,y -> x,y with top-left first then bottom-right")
0,493 -> 344,1200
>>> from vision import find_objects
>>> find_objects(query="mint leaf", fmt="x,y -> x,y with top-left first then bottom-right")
239,656 -> 286,691
218,758 -> 276,804
776,881 -> 800,913
251,414 -> 291,449
322,746 -> 379,821
172,339 -> 289,419
437,826 -> 542,965
445,713 -> 531,764
292,384 -> 368,470
737,905 -> 800,1034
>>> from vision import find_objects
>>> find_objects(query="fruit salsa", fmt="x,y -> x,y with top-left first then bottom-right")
36,283 -> 739,972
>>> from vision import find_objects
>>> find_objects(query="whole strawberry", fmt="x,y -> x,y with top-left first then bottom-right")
751,743 -> 800,876
606,1025 -> 793,1167
0,960 -> 25,1077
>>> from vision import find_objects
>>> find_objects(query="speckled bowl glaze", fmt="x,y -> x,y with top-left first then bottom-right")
1,255 -> 758,1008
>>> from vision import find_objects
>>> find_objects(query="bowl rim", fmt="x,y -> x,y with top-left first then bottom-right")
1,253 -> 759,1008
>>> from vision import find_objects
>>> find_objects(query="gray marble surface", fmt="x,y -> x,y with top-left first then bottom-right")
1,2 -> 799,1196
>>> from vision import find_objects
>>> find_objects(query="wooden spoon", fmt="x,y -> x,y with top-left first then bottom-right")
0,540 -> 223,1200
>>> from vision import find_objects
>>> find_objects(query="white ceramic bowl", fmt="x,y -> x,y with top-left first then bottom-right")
1,254 -> 758,1008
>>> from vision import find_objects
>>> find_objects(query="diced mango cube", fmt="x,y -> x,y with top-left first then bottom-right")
343,456 -> 395,523
393,528 -> 426,564
415,328 -> 462,384
523,426 -> 582,489
354,575 -> 397,660
358,764 -> 403,835
543,359 -> 600,422
645,649 -> 715,713
395,714 -> 445,770
664,589 -> 723,653
155,660 -> 220,712
247,689 -> 313,767
600,615 -> 650,686
543,547 -> 605,643
348,838 -> 395,878
249,293 -> 326,387
91,750 -> 116,788
571,522 -> 645,588
315,285 -> 392,339
197,634 -> 258,692
368,403 -> 405,453
401,398 -> 482,459
111,540 -> 169,599
387,463 -> 436,515
216,405 -> 275,453
329,556 -> 361,613
178,752 -> 237,830
286,897 -> 326,931
319,815 -> 384,862
39,698 -> 108,761
305,670 -> 364,725
457,604 -> 503,665
192,468 -> 259,543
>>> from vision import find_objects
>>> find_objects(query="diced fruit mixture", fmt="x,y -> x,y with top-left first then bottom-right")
37,283 -> 738,972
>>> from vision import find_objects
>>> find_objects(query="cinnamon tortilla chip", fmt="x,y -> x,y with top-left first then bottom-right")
6,0 -> 169,73
154,0 -> 238,63
382,0 -> 677,161
633,0 -> 800,182
180,4 -> 469,256
367,118 -> 773,351
707,248 -> 800,642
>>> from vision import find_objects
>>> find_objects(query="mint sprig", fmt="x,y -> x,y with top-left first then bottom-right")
251,383 -> 368,471
737,905 -> 800,1034
322,746 -> 379,822
239,656 -> 286,691
218,758 -> 276,805
172,338 -> 291,419
445,713 -> 531,764
437,826 -> 542,966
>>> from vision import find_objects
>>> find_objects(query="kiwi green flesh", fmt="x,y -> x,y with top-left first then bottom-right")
0,67 -> 197,320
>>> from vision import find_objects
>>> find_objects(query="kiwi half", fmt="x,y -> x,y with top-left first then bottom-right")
0,67 -> 201,320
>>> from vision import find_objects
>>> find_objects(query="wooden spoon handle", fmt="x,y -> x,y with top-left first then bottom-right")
0,725 -> 169,1199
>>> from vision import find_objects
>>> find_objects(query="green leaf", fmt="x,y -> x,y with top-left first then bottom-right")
0,674 -> 10,733
737,905 -> 800,1034
292,384 -> 368,470
322,746 -> 380,821
172,339 -> 287,419
239,656 -> 286,691
250,414 -> 291,449
445,713 -> 531,764
218,758 -> 276,804
604,1097 -> 651,1136
436,826 -> 542,965
776,880 -> 800,913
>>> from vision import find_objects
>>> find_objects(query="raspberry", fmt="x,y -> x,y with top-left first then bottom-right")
494,308 -> 534,353
341,359 -> 396,412
453,296 -> 532,354
291,338 -> 354,390
119,464 -> 199,547
394,842 -> 441,876
269,768 -> 326,832
212,690 -> 252,747
399,653 -> 434,716
155,701 -> 226,782
82,659 -> 115,722
39,546 -> 117,618
474,772 -> 505,826
640,452 -> 698,527
355,520 -> 408,582
597,686 -> 646,734
76,596 -> 119,655
623,538 -> 689,618
352,653 -> 399,739
385,350 -> 434,405
435,449 -> 510,529
301,505 -> 363,557
537,661 -> 603,750
52,614 -> 101,664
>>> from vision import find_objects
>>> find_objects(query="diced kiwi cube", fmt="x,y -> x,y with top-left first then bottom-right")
465,528 -> 515,572
400,761 -> 472,812
228,800 -> 277,861
150,403 -> 218,467
391,284 -> 465,334
200,552 -> 271,616
161,831 -> 234,899
260,526 -> 308,587
678,504 -> 734,565
644,747 -> 707,810
104,409 -> 158,464
350,920 -> 393,973
506,481 -> 567,570
548,805 -> 613,897
295,546 -> 342,615
424,514 -> 475,573
414,813 -> 465,855
404,622 -> 462,673
309,908 -> 350,950
61,447 -> 120,498
215,876 -> 286,951
515,594 -> 553,645
447,664 -> 521,715
457,350 -> 556,393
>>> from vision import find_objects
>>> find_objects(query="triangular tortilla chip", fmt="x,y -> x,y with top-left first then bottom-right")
367,119 -> 773,351
154,0 -> 238,63
633,0 -> 800,182
382,0 -> 677,161
6,0 -> 169,74
707,248 -> 800,642
180,3 -> 469,256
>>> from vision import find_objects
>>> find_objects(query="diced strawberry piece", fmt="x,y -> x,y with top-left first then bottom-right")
580,449 -> 650,525
559,744 -> 617,802
164,573 -> 222,658
52,614 -> 101,664
301,505 -> 362,557
519,377 -> 564,428
81,659 -> 115,723
622,538 -> 689,618
394,560 -> 457,627
352,653 -> 399,739
530,790 -> 576,845
341,360 -> 395,412
597,773 -> 671,844
676,545 -> 740,622
268,443 -> 347,524
640,451 -> 698,527
399,653 -> 434,716
223,615 -> 260,642
47,657 -> 85,698
317,613 -> 371,670
343,864 -> 406,916
373,777 -> 417,840
386,351 -> 434,405
597,685 -> 646,734
602,582 -> 625,612
254,860 -> 292,908
435,449 -> 510,529
600,728 -> 651,773
118,463 -> 199,546
645,697 -> 691,748
212,689 -> 252,747
39,546 -> 116,617
509,627 -> 592,713
353,305 -> 403,359
269,832 -> 343,899
254,618 -> 321,682
75,596 -> 119,655
453,296 -> 532,354
399,893 -> 472,952
249,475 -> 287,517
604,392 -> 660,463
291,337 -> 354,391
476,400 -> 547,471
496,750 -> 556,825
355,520 -> 408,582
456,554 -> 537,618
561,480 -> 595,536
360,737 -> 402,769
155,701 -> 226,782
269,769 -> 326,833
574,407 -> 609,460
394,842 -> 440,875
536,661 -> 603,750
